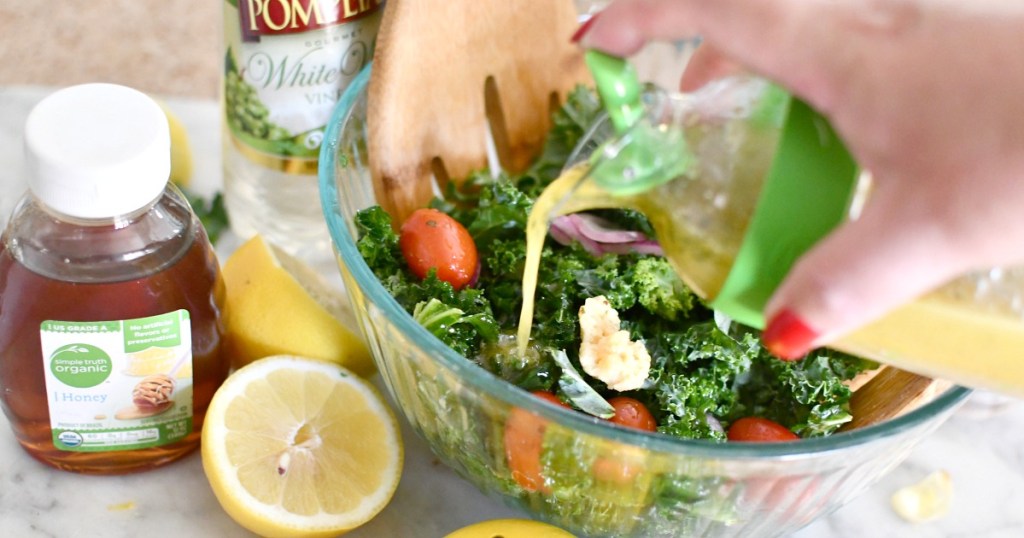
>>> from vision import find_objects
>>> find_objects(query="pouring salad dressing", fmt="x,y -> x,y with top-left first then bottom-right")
519,52 -> 1024,397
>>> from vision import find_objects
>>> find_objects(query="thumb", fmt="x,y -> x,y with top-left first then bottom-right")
679,44 -> 746,92
760,176 -> 974,359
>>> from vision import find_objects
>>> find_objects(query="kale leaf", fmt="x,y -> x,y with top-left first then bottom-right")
354,206 -> 499,359
184,190 -> 229,245
353,206 -> 403,276
630,257 -> 696,321
730,348 -> 877,437
412,298 -> 499,357
523,85 -> 604,191
645,323 -> 758,441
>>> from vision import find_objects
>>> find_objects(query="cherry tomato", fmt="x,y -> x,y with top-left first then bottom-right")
590,397 -> 656,483
740,475 -> 822,523
726,417 -> 800,442
606,397 -> 657,432
503,390 -> 568,492
399,208 -> 479,290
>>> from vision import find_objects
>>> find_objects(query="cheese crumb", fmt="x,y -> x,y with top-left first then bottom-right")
890,470 -> 952,523
578,296 -> 651,391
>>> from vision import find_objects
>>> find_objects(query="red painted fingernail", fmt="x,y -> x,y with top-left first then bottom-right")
571,13 -> 601,43
762,309 -> 818,360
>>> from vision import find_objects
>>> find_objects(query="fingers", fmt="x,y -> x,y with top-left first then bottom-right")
764,135 -> 1024,360
579,0 -> 808,55
578,0 -> 892,112
577,0 -> 1024,361
761,176 -> 978,359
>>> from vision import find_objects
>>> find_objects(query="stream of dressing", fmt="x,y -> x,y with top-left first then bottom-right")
516,164 -> 621,358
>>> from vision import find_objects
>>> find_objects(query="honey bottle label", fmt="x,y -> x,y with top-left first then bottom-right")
39,310 -> 194,452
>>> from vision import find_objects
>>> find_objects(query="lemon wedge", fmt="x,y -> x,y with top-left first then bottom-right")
890,470 -> 952,523
202,355 -> 402,537
222,235 -> 373,376
158,102 -> 193,187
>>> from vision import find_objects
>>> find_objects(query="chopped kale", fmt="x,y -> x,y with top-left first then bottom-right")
353,86 -> 870,444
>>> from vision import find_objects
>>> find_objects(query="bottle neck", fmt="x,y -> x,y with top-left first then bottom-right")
565,78 -> 860,329
30,190 -> 164,228
3,185 -> 199,283
576,78 -> 789,301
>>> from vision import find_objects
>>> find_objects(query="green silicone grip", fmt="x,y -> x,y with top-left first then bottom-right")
585,50 -> 644,133
710,97 -> 859,328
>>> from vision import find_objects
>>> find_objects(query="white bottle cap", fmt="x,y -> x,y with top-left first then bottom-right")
24,83 -> 171,219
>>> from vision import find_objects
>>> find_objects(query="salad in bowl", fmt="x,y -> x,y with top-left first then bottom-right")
320,64 -> 969,537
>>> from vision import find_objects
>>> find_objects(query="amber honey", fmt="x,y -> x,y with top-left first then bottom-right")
0,235 -> 227,474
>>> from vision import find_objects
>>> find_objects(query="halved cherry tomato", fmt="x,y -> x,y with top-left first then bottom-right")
726,417 -> 799,442
591,397 -> 656,483
399,208 -> 479,290
606,396 -> 657,432
504,390 -> 568,492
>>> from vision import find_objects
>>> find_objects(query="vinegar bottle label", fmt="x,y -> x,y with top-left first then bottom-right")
39,310 -> 195,452
223,0 -> 383,175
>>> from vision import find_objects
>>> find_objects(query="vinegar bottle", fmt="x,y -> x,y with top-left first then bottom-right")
221,0 -> 383,264
557,52 -> 1024,397
0,84 -> 229,474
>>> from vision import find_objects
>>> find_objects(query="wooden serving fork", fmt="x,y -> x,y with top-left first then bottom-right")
367,0 -> 592,226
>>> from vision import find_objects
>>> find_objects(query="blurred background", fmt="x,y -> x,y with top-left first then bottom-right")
0,0 -> 219,98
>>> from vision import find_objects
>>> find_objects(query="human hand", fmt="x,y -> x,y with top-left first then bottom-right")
577,0 -> 1024,358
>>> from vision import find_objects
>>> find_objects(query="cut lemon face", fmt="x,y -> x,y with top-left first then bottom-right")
445,519 -> 576,538
222,234 -> 373,376
202,355 -> 403,537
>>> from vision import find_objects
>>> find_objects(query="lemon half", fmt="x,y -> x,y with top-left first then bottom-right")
445,519 -> 576,537
222,235 -> 373,376
202,355 -> 403,537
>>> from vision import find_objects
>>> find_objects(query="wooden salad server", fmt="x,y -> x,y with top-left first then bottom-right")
367,0 -> 591,226
843,367 -> 951,431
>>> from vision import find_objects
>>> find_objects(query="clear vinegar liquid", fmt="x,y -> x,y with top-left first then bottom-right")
223,138 -> 333,264
0,233 -> 228,474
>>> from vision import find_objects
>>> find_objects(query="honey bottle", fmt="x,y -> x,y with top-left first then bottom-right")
0,83 -> 229,474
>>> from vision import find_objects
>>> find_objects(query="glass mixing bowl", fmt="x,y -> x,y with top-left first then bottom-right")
319,64 -> 970,537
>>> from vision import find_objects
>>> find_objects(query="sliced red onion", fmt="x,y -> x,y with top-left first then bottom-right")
599,240 -> 665,256
549,214 -> 663,257
576,233 -> 604,256
549,216 -> 576,246
706,413 -> 724,434
572,213 -> 647,243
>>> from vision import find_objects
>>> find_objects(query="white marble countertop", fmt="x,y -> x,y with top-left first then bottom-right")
2,86 -> 1024,538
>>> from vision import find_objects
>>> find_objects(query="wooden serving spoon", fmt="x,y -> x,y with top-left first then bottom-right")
367,0 -> 591,226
